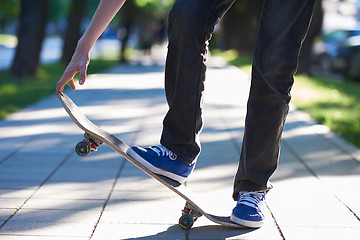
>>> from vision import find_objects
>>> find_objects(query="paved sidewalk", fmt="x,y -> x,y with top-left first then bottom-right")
0,60 -> 359,240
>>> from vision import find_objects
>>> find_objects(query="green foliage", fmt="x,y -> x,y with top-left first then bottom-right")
0,0 -> 20,25
0,59 -> 117,119
135,0 -> 173,8
135,0 -> 174,17
48,0 -> 71,22
87,0 -> 102,17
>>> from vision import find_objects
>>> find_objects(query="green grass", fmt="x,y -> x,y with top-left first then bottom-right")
0,34 -> 18,47
211,49 -> 252,75
213,49 -> 360,148
292,75 -> 360,147
0,59 -> 117,119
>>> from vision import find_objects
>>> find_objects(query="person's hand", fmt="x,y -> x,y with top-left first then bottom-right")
56,49 -> 90,98
55,0 -> 126,98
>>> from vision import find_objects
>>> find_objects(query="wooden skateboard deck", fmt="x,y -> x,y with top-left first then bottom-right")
59,92 -> 242,230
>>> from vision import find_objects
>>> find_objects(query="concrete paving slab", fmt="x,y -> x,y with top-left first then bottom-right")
109,190 -> 176,200
0,59 -> 359,239
0,209 -> 15,221
41,180 -> 116,191
319,175 -> 360,218
0,180 -> 42,189
113,174 -> 166,192
31,188 -> 110,200
288,109 -> 360,162
22,198 -> 105,211
0,221 -> 95,238
91,223 -> 185,240
0,189 -> 35,199
188,225 -> 282,240
8,209 -> 100,224
279,226 -> 360,240
281,110 -> 360,226
102,198 -> 185,224
0,198 -> 27,209
0,236 -> 88,240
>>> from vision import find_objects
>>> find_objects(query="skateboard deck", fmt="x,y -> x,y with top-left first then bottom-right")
59,92 -> 242,230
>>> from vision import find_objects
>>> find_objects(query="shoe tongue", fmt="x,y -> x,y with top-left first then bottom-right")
150,145 -> 168,155
239,192 -> 264,208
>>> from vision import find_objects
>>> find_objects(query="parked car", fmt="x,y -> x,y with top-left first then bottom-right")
313,29 -> 360,81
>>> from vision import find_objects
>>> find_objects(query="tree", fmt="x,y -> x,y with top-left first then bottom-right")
118,0 -> 172,62
221,0 -> 264,54
61,0 -> 87,64
297,0 -> 323,75
118,0 -> 137,63
10,0 -> 49,78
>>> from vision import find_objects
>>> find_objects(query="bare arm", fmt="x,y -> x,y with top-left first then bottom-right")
56,0 -> 126,97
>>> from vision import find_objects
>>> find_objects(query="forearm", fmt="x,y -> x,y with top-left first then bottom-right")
77,0 -> 126,53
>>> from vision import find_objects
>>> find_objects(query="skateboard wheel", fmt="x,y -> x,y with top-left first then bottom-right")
75,141 -> 91,156
179,215 -> 193,230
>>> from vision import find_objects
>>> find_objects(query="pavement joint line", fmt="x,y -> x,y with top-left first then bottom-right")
2,64 -> 358,238
281,140 -> 360,223
265,203 -> 286,240
0,134 -> 41,166
281,140 -> 318,179
88,100 -> 151,239
90,97 -> 191,238
185,228 -> 190,240
0,149 -> 73,230
89,158 -> 127,239
333,195 -> 360,222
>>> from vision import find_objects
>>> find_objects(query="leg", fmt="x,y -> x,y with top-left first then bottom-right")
160,0 -> 236,164
233,0 -> 315,197
127,0 -> 236,182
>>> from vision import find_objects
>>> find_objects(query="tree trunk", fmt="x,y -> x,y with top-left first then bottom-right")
61,0 -> 87,65
119,0 -> 137,63
297,0 -> 323,75
11,0 -> 48,78
222,0 -> 264,54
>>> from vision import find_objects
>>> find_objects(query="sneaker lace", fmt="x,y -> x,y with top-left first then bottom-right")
150,145 -> 177,160
238,191 -> 265,209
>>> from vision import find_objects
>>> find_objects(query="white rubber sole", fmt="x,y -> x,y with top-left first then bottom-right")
230,214 -> 264,228
126,148 -> 187,183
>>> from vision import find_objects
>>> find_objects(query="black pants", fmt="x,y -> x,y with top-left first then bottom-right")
160,0 -> 315,199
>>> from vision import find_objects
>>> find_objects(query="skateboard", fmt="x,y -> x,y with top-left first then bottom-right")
59,92 -> 242,230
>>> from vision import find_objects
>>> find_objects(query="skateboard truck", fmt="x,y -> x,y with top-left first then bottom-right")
75,133 -> 103,156
179,202 -> 202,230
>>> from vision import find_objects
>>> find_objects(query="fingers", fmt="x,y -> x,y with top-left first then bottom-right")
69,79 -> 76,90
56,77 -> 65,98
55,56 -> 89,98
78,63 -> 88,85
56,79 -> 72,98
56,68 -> 76,98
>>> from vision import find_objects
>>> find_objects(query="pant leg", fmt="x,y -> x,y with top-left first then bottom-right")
161,0 -> 236,164
233,0 -> 315,199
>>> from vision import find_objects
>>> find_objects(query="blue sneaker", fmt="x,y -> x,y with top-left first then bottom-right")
230,191 -> 266,228
126,145 -> 195,183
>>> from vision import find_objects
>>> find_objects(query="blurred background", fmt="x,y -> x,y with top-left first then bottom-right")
0,0 -> 359,148
1,0 -> 360,78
